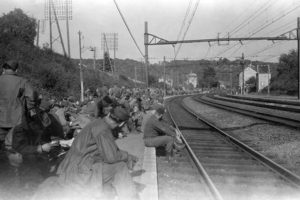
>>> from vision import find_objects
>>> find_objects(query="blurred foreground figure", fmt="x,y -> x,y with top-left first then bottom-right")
33,106 -> 139,200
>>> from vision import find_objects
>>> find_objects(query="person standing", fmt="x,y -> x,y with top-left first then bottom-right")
0,60 -> 36,148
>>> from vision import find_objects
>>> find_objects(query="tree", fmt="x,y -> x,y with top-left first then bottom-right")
148,74 -> 158,86
103,52 -> 113,72
245,76 -> 256,93
271,50 -> 297,95
0,8 -> 36,45
200,66 -> 219,88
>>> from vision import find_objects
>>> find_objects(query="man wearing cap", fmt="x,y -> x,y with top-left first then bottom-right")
0,60 -> 36,148
52,106 -> 139,200
142,104 -> 184,161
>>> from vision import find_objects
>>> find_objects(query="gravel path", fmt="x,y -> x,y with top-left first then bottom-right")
183,97 -> 300,175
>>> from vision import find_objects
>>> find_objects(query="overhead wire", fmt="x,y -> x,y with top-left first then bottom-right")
174,0 -> 200,59
213,2 -> 300,60
176,0 -> 193,42
214,0 -> 275,58
221,0 -> 259,36
229,0 -> 274,36
249,3 -> 300,38
113,0 -> 144,58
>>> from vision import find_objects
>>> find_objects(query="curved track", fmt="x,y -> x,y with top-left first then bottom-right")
165,96 -> 300,200
193,95 -> 300,128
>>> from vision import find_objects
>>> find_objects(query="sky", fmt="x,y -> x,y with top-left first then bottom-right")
0,0 -> 299,63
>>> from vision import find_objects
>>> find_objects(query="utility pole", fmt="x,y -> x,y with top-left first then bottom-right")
163,56 -> 166,97
93,47 -> 96,70
103,51 -> 105,71
256,65 -> 259,94
66,0 -> 71,58
78,31 -> 84,102
267,65 -> 270,95
36,20 -> 40,47
230,65 -> 232,94
134,65 -> 137,88
241,53 -> 245,95
298,17 -> 300,100
114,33 -> 117,73
49,0 -> 52,51
90,47 -> 96,70
51,1 -> 67,57
144,21 -> 149,88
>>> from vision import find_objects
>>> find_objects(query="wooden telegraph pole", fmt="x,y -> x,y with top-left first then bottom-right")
144,21 -> 149,88
241,53 -> 245,95
49,0 -> 52,50
164,56 -> 166,97
66,0 -> 71,58
78,31 -> 84,102
36,20 -> 40,47
297,17 -> 300,100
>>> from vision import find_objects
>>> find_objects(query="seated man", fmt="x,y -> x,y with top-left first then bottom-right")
33,106 -> 139,200
142,104 -> 184,161
5,100 -> 65,187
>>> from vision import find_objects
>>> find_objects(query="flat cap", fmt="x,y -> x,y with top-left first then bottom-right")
3,60 -> 19,71
111,106 -> 130,122
152,103 -> 165,115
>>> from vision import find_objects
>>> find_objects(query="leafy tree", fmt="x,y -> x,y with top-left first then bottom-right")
271,50 -> 297,95
0,8 -> 36,45
200,66 -> 219,88
245,76 -> 256,93
148,74 -> 158,86
104,52 -> 112,72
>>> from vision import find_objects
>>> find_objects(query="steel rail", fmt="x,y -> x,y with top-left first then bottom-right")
165,97 -> 224,200
225,94 -> 300,106
181,99 -> 300,188
195,96 -> 300,128
212,95 -> 300,113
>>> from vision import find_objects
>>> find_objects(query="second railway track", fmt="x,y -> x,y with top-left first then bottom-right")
165,96 -> 300,200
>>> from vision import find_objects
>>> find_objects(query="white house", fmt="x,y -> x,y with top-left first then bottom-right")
239,64 -> 271,93
257,65 -> 271,92
186,71 -> 197,88
158,76 -> 173,87
239,65 -> 257,89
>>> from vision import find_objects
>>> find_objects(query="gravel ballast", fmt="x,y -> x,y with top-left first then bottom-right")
183,97 -> 300,175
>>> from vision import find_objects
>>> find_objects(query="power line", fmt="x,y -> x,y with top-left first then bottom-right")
221,0 -> 259,36
229,0 -> 273,36
249,3 -> 300,37
176,0 -> 192,42
113,0 -> 144,57
213,4 -> 300,59
174,0 -> 200,59
214,1 -> 299,58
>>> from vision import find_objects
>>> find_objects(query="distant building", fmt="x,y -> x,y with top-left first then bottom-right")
218,80 -> 230,89
186,71 -> 197,88
257,65 -> 271,92
239,64 -> 271,93
158,76 -> 173,87
239,64 -> 257,89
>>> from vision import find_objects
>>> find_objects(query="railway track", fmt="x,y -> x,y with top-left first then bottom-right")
165,96 -> 300,200
225,94 -> 300,107
213,94 -> 300,113
192,95 -> 300,128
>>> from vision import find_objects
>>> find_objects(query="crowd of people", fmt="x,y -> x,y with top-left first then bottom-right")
0,60 -> 185,200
